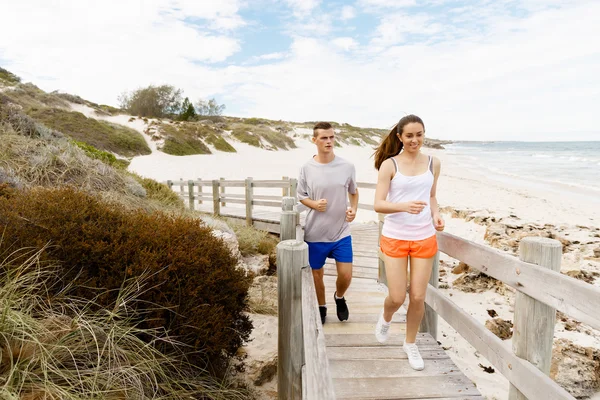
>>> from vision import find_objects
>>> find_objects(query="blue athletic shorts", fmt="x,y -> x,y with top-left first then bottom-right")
306,235 -> 353,270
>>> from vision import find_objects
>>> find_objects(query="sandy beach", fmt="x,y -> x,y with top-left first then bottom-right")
75,106 -> 600,399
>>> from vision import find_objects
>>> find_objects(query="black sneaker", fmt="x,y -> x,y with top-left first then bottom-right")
334,292 -> 349,321
319,306 -> 327,325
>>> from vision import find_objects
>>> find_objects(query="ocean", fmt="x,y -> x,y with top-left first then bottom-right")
444,141 -> 600,201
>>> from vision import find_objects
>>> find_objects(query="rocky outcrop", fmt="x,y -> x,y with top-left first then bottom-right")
551,339 -> 600,398
485,318 -> 513,340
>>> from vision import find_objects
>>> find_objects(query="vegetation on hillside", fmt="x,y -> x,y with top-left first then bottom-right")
0,248 -> 248,399
28,107 -> 150,157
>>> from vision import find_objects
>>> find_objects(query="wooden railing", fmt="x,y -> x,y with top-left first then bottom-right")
277,198 -> 335,399
169,177 -> 600,399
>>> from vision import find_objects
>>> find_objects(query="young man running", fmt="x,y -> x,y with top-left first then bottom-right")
297,122 -> 359,324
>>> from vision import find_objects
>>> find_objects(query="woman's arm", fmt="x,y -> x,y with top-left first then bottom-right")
430,157 -> 445,231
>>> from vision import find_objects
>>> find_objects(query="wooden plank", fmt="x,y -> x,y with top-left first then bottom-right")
323,322 -> 405,335
326,333 -> 435,347
332,375 -> 479,399
301,266 -> 336,400
252,199 -> 281,207
211,180 -> 220,216
245,178 -> 253,226
329,358 -> 461,379
326,346 -> 448,360
437,232 -> 600,331
252,180 -> 290,188
425,285 -> 575,400
220,198 -> 246,205
322,313 -> 405,324
218,180 -> 246,187
357,182 -> 377,189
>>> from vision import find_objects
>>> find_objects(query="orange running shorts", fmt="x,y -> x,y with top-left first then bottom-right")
380,234 -> 438,259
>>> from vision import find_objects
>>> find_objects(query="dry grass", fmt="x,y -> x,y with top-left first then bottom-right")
231,225 -> 278,257
247,276 -> 277,316
0,246 -> 250,400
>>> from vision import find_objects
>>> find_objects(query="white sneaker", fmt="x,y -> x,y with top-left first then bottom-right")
375,311 -> 391,343
403,341 -> 424,370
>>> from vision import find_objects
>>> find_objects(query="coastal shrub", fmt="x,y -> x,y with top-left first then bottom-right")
119,84 -> 183,118
162,136 -> 211,155
206,133 -> 236,152
231,127 -> 261,147
0,67 -> 21,84
0,248 -> 249,399
0,187 -> 253,372
131,173 -> 184,208
70,138 -> 130,169
233,225 -> 278,257
27,107 -> 150,157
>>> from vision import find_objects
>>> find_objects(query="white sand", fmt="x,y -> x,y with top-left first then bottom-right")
76,108 -> 599,399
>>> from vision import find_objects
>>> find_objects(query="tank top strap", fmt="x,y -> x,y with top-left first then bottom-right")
391,157 -> 398,173
428,156 -> 433,174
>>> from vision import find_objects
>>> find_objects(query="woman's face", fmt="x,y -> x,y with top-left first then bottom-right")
397,122 -> 425,152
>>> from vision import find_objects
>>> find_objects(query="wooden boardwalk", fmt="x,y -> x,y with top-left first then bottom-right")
322,223 -> 481,399
180,179 -> 596,399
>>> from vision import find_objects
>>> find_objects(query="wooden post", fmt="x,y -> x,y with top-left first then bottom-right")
179,178 -> 185,198
187,180 -> 195,210
197,179 -> 203,204
282,176 -> 289,197
212,180 -> 220,216
277,239 -> 307,400
289,178 -> 298,199
377,213 -> 387,286
245,177 -> 253,227
508,237 -> 562,400
166,180 -> 173,191
419,251 -> 439,339
281,197 -> 298,241
220,177 -> 226,207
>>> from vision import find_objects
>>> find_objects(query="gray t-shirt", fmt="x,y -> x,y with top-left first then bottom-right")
297,156 -> 357,242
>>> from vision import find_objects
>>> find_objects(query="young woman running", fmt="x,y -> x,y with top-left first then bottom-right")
373,114 -> 444,370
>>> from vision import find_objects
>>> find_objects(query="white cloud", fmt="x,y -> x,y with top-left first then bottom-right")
332,37 -> 359,51
1,0 -> 600,141
284,0 -> 321,17
358,0 -> 416,9
341,5 -> 356,20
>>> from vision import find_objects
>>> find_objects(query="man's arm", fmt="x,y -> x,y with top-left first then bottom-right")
297,166 -> 327,212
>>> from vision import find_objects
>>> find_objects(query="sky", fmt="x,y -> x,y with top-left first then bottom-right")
1,0 -> 599,141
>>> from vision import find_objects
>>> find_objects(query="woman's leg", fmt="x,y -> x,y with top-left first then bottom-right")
405,255 -> 434,343
382,254 -> 409,322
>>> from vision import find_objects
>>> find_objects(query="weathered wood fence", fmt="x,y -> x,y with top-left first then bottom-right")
168,178 -> 600,399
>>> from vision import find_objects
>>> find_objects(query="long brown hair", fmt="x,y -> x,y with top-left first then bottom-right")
373,114 -> 425,170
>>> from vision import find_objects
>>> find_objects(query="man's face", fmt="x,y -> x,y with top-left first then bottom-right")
312,128 -> 335,154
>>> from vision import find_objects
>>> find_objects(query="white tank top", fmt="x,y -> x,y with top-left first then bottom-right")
381,155 -> 436,241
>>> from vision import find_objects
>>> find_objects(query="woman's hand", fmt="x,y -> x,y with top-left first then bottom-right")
402,201 -> 427,214
433,214 -> 445,231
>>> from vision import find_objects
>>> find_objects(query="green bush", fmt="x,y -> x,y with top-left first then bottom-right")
70,139 -> 129,168
27,107 -> 150,157
162,136 -> 211,155
131,173 -> 184,208
0,67 -> 21,84
231,127 -> 261,147
0,187 -> 252,373
206,134 -> 236,152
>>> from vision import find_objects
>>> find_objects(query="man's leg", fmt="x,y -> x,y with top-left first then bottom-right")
335,261 -> 352,298
307,241 -> 329,324
312,267 -> 326,306
332,236 -> 353,321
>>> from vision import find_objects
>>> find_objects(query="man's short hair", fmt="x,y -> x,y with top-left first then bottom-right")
313,121 -> 333,137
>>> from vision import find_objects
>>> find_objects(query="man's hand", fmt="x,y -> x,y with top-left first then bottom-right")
315,198 -> 328,212
346,207 -> 356,222
433,214 -> 445,231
